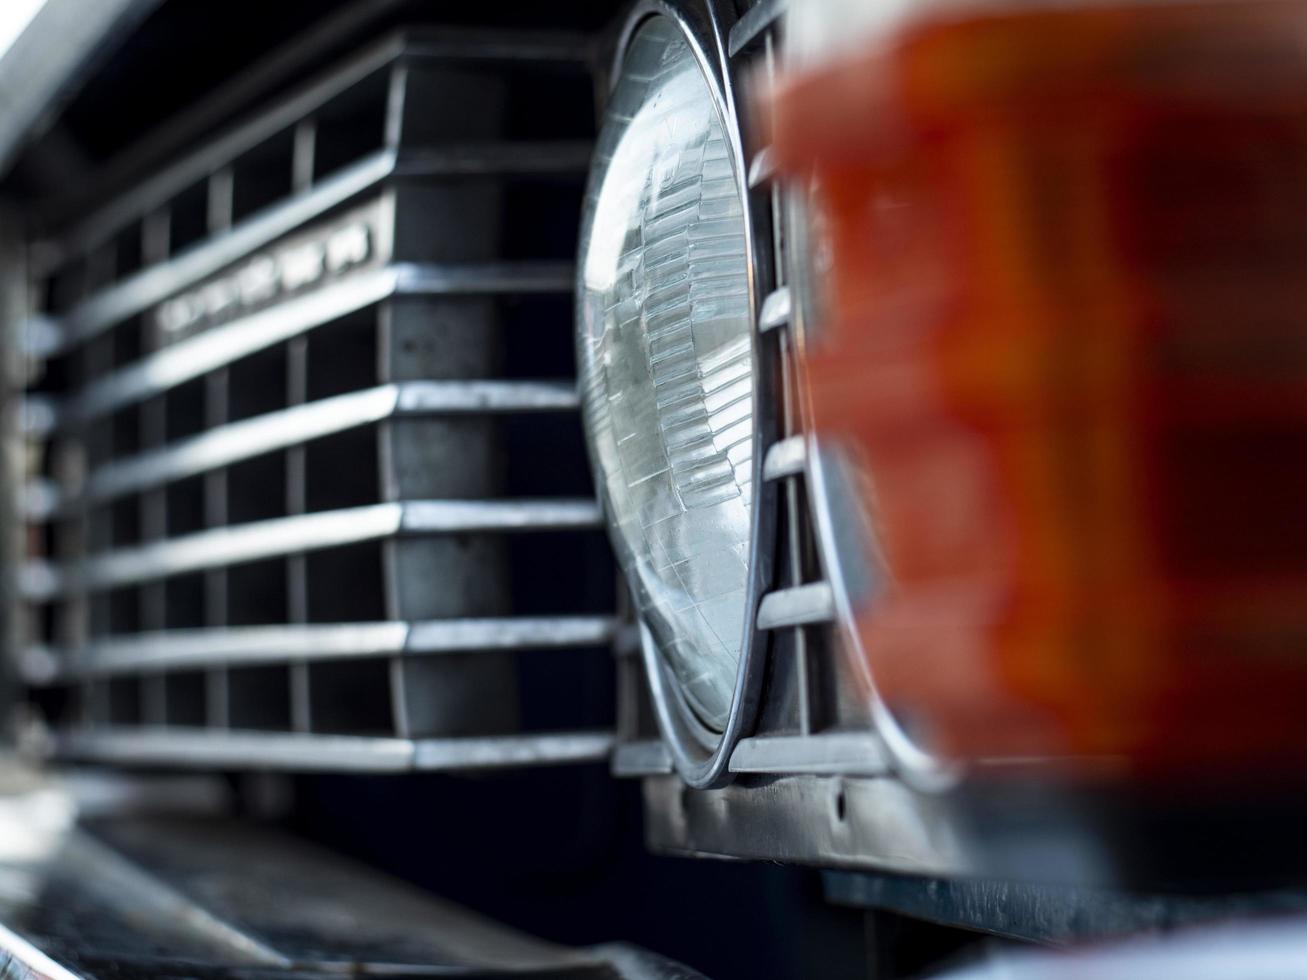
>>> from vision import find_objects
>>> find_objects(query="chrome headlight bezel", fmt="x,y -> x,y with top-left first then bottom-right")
580,0 -> 778,789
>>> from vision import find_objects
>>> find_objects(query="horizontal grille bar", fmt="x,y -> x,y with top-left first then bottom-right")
611,740 -> 674,777
24,615 -> 616,680
757,582 -> 836,630
47,35 -> 405,265
53,381 -> 578,512
24,499 -> 602,597
46,27 -> 592,265
39,142 -> 593,356
747,146 -> 776,189
613,733 -> 893,778
51,729 -> 615,773
729,733 -> 890,777
56,262 -> 574,426
45,152 -> 396,356
20,561 -> 59,603
762,434 -> 806,481
757,285 -> 792,333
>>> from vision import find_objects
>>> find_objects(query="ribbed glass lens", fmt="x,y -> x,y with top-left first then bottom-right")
577,16 -> 753,732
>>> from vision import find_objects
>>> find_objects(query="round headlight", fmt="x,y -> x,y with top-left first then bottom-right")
577,14 -> 757,740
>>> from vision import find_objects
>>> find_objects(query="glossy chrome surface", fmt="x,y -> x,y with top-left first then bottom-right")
760,433 -> 805,480
29,615 -> 616,680
58,260 -> 574,426
22,499 -> 600,598
757,284 -> 791,332
755,581 -> 834,630
46,381 -> 576,512
52,730 -> 615,772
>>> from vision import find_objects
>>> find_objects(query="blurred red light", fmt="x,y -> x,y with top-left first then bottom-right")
772,1 -> 1307,776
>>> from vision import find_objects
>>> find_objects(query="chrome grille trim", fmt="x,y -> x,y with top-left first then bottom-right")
25,499 -> 602,597
19,560 -> 60,604
757,285 -> 792,333
37,145 -> 592,358
611,741 -> 674,777
58,262 -> 574,426
412,732 -> 613,770
28,615 -> 617,680
51,729 -> 614,772
729,733 -> 890,777
41,28 -> 593,270
761,434 -> 806,481
613,735 -> 894,781
756,582 -> 835,630
58,381 -> 578,510
41,151 -> 398,357
399,499 -> 602,533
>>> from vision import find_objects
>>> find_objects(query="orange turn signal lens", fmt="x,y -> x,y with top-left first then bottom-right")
773,1 -> 1307,775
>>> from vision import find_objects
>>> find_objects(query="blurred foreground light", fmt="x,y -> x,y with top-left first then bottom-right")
773,0 -> 1307,777
577,15 -> 754,732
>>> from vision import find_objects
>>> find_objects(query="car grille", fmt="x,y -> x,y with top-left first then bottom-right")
17,25 -> 617,771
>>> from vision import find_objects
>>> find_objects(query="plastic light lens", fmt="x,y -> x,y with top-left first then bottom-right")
577,16 -> 753,732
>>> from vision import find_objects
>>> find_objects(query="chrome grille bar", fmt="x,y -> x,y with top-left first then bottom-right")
52,729 -> 615,772
25,499 -> 602,597
30,615 -> 616,680
729,733 -> 891,777
42,28 -> 592,273
757,582 -> 836,630
762,434 -> 806,481
757,285 -> 792,333
44,151 -> 398,356
56,729 -> 415,771
39,143 -> 592,357
58,262 -> 575,426
64,380 -> 578,509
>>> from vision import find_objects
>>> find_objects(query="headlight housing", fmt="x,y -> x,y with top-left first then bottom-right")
576,7 -> 768,786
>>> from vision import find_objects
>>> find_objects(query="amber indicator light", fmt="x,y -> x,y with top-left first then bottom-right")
772,2 -> 1307,775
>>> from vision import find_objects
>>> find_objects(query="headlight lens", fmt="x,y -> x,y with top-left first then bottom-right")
577,15 -> 754,732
